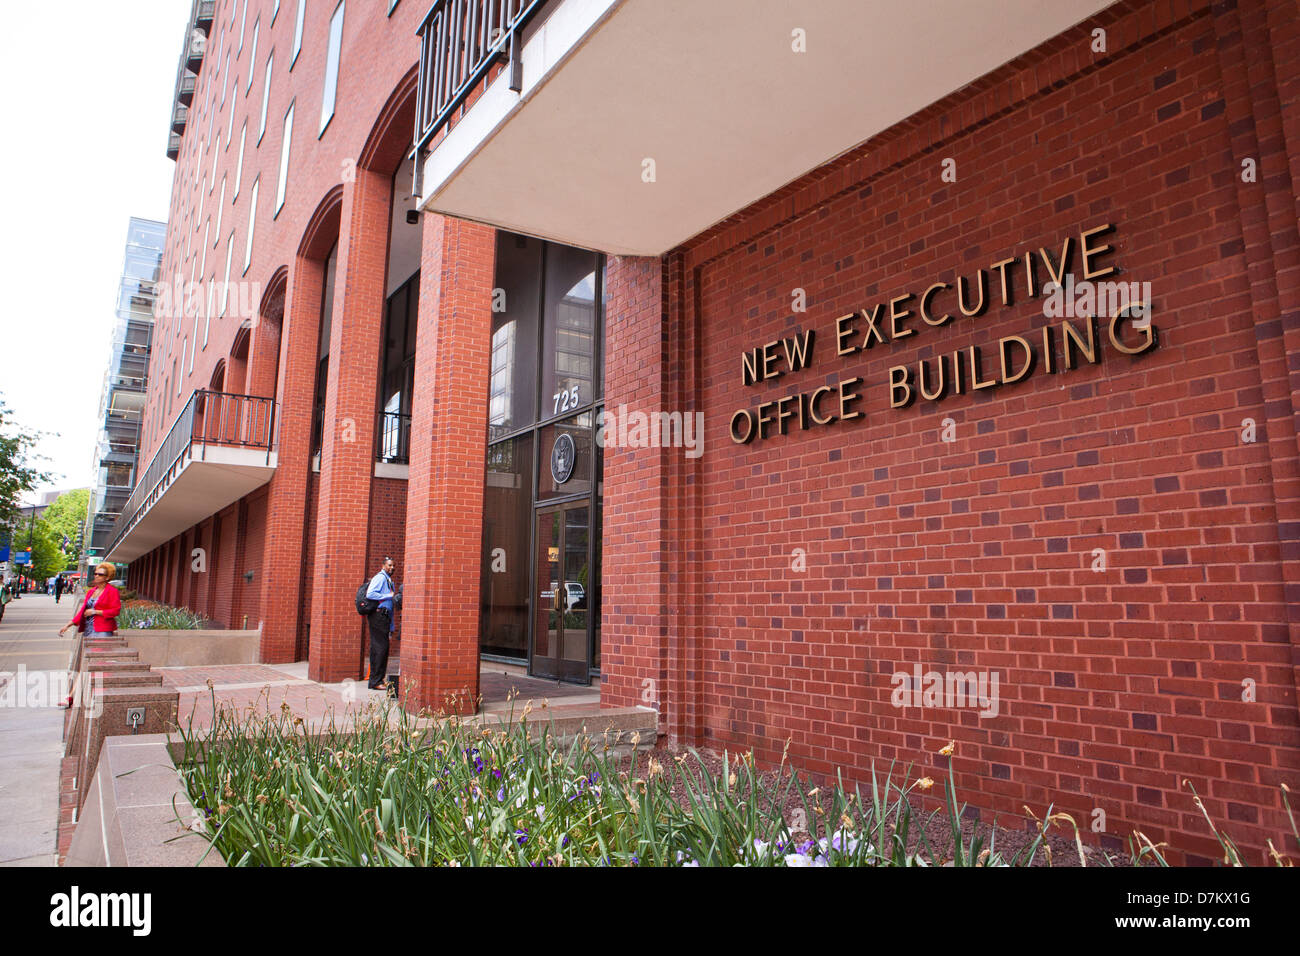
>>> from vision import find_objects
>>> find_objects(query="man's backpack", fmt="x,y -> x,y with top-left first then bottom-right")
355,583 -> 378,617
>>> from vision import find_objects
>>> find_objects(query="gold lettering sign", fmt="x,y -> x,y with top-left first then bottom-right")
730,221 -> 1158,443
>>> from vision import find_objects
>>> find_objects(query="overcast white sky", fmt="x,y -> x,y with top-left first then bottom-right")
0,1 -> 189,502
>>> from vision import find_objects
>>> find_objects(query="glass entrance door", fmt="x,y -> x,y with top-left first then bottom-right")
532,503 -> 591,682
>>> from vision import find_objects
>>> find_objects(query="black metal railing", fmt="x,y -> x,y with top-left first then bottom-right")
106,389 -> 275,556
414,0 -> 551,152
166,0 -> 213,159
376,411 -> 413,464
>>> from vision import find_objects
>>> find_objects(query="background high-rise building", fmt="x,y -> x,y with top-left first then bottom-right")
83,217 -> 166,580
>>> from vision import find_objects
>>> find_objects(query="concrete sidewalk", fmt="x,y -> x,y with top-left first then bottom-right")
0,594 -> 75,866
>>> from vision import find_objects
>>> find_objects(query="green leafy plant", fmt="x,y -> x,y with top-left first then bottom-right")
118,602 -> 206,630
171,693 -> 1297,868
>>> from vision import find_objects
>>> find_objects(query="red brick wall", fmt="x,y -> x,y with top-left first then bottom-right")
236,491 -> 267,629
297,470 -> 320,662
399,215 -> 495,714
364,475 -> 409,665
599,255 -> 673,726
211,504 -> 239,626
603,0 -> 1300,864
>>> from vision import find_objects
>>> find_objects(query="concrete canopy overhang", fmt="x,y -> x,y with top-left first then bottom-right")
418,0 -> 1119,256
105,445 -> 277,563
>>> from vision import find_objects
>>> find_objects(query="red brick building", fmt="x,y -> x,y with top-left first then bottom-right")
112,0 -> 1300,863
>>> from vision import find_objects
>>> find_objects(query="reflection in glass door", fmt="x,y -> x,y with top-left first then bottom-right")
532,504 -> 591,682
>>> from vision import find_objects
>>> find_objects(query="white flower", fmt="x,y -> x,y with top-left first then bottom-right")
824,830 -> 860,855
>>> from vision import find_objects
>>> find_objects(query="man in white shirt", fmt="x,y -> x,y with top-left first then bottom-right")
365,556 -> 396,690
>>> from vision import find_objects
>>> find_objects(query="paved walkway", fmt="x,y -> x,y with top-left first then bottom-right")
160,659 -> 605,733
0,593 -> 76,867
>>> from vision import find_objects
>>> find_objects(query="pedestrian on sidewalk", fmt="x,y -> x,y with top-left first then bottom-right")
59,563 -> 121,639
54,575 -> 65,604
364,557 -> 397,690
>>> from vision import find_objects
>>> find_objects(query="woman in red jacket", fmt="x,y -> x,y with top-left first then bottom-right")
59,562 -> 122,638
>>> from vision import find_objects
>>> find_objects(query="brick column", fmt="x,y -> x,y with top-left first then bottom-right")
246,285 -> 283,400
1213,0 -> 1300,712
308,171 -> 391,683
399,215 -> 494,715
600,256 -> 696,734
257,258 -> 324,662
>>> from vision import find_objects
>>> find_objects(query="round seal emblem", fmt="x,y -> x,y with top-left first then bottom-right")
550,433 -> 576,485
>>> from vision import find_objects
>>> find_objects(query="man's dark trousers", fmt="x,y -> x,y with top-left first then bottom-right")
368,609 -> 391,689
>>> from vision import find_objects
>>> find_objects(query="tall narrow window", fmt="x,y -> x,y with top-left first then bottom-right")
246,19 -> 259,93
244,179 -> 259,274
319,2 -> 344,136
221,52 -> 231,105
215,177 -> 226,245
272,0 -> 280,25
226,90 -> 236,144
258,52 -> 274,143
238,0 -> 248,53
219,232 -> 234,322
233,123 -> 247,198
210,132 -> 221,189
190,291 -> 200,371
275,103 -> 294,216
291,0 -> 305,67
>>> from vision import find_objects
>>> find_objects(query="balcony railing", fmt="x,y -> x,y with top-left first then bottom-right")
192,0 -> 215,35
414,0 -> 552,152
166,1 -> 213,160
106,389 -> 275,557
185,28 -> 207,73
376,411 -> 412,465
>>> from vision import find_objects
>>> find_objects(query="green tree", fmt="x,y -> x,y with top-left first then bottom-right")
33,489 -> 89,577
28,523 -> 64,580
42,491 -> 87,556
0,396 -> 52,543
